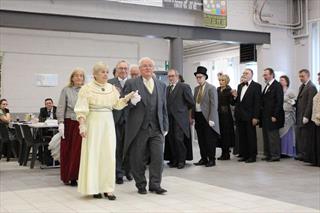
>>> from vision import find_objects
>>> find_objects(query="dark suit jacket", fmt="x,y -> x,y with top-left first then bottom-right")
167,82 -> 194,137
122,76 -> 169,158
261,80 -> 285,130
108,77 -> 126,124
296,81 -> 318,126
39,106 -> 57,122
233,81 -> 261,122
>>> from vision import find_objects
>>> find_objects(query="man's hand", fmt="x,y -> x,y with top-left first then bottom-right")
302,117 -> 309,124
271,117 -> 277,122
130,90 -> 141,106
252,118 -> 259,126
209,120 -> 215,127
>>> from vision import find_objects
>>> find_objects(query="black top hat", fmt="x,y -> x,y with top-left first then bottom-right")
194,66 -> 208,79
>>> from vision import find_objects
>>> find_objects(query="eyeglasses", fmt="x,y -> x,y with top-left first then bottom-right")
140,64 -> 154,69
167,75 -> 175,77
118,67 -> 128,70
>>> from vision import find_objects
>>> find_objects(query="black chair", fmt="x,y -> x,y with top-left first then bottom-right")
13,124 -> 26,166
0,123 -> 17,161
20,125 -> 49,169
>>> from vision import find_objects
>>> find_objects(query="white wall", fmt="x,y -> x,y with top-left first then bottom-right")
0,28 -> 169,113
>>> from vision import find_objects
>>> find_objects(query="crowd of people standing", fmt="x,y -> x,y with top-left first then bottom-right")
3,58 -> 318,201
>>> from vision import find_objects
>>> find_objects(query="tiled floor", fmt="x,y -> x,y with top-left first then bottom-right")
1,147 -> 320,213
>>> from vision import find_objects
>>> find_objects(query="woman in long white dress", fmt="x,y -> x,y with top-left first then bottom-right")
74,62 -> 139,200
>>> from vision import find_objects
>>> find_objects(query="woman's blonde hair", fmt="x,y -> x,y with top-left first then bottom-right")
68,68 -> 86,87
93,61 -> 108,77
218,74 -> 230,85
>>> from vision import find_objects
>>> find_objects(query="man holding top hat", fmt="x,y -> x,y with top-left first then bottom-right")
192,66 -> 220,167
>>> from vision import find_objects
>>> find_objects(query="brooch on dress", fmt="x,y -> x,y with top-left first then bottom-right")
101,88 -> 105,92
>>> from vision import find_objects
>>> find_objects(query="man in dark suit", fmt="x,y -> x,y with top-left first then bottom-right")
295,69 -> 317,161
261,68 -> 284,162
192,66 -> 220,167
164,69 -> 194,169
232,68 -> 261,163
123,57 -> 168,195
39,98 -> 57,122
108,60 -> 132,184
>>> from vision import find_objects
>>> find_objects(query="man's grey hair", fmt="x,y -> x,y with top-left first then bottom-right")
138,57 -> 155,67
116,59 -> 129,69
168,68 -> 179,76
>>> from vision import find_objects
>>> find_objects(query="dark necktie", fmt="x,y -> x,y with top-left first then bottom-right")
48,111 -> 51,118
242,82 -> 248,86
169,85 -> 174,93
264,83 -> 270,94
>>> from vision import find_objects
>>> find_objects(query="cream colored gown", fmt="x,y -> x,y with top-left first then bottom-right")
74,80 -> 128,195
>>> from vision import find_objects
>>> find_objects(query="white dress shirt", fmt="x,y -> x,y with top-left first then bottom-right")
264,78 -> 275,94
240,80 -> 252,101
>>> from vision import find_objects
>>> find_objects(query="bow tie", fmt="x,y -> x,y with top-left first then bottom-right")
242,82 -> 248,86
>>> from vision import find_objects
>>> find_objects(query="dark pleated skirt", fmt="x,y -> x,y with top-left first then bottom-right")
60,119 -> 82,183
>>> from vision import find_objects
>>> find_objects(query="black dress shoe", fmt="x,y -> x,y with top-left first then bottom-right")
238,158 -> 247,162
104,193 -> 116,200
93,193 -> 102,199
116,177 -> 124,184
245,158 -> 256,163
167,161 -> 178,168
125,174 -> 133,181
177,162 -> 185,169
267,158 -> 280,162
205,161 -> 216,167
261,157 -> 270,161
70,180 -> 78,187
138,188 -> 147,194
193,159 -> 208,166
218,155 -> 230,160
149,187 -> 167,194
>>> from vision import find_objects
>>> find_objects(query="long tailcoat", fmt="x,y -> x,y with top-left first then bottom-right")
164,82 -> 194,161
193,82 -> 220,135
296,81 -> 317,127
123,76 -> 168,158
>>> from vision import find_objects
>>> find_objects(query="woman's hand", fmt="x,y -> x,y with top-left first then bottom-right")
79,124 -> 87,138
78,117 -> 86,138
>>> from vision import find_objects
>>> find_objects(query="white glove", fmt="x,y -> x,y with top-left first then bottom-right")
58,123 -> 65,139
79,124 -> 87,138
163,131 -> 168,137
131,91 -> 141,106
302,117 -> 309,124
209,120 -> 215,127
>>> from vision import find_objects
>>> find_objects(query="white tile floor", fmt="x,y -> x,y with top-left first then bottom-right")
1,157 -> 319,213
1,175 -> 319,213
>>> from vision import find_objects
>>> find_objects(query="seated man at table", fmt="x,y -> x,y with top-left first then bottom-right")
39,98 -> 57,122
38,98 -> 58,166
